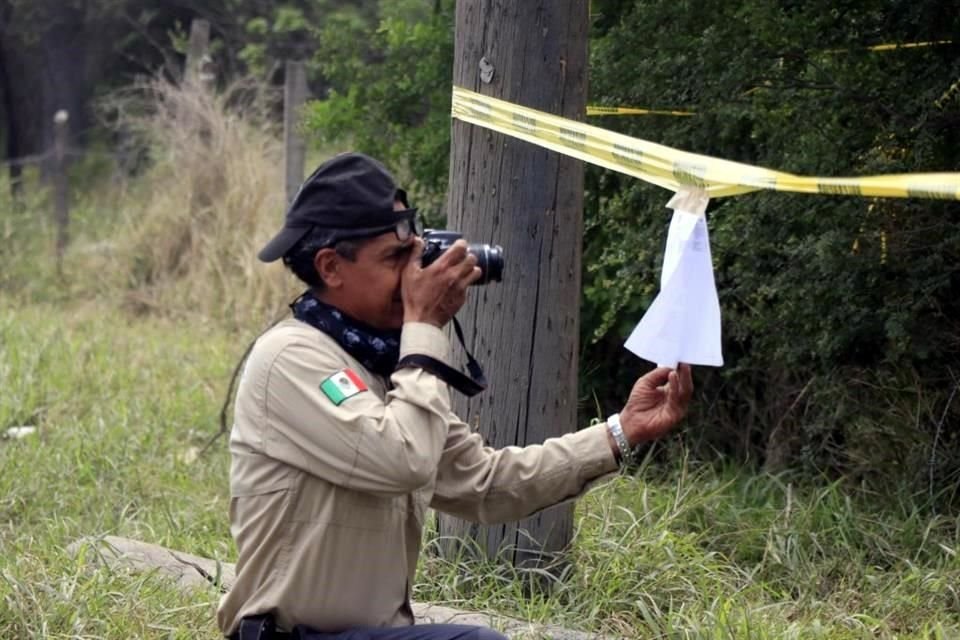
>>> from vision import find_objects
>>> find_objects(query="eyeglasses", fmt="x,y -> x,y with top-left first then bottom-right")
393,209 -> 419,241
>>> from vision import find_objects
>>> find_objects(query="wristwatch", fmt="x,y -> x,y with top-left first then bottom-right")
606,413 -> 634,466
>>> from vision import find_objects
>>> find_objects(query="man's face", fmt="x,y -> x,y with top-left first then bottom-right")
333,230 -> 414,330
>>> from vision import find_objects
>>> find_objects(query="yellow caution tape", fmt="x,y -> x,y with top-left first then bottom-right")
587,105 -> 695,117
451,86 -> 960,200
867,39 -> 952,51
935,78 -> 960,110
588,41 -> 957,116
825,39 -> 953,54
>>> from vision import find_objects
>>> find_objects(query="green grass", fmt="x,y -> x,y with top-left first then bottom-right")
2,304 -> 959,638
0,305 -> 235,638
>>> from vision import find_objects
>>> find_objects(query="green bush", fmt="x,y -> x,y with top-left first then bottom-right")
583,0 -> 960,496
303,0 -> 454,222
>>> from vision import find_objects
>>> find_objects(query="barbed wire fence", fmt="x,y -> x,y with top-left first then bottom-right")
2,18 -> 309,276
0,148 -> 123,169
0,111 -> 113,273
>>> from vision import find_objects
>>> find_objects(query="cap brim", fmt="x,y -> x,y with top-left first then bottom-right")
257,226 -> 311,262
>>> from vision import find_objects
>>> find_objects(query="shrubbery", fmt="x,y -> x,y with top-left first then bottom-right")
305,0 -> 960,500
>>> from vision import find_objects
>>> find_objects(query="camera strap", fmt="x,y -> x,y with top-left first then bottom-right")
395,317 -> 487,397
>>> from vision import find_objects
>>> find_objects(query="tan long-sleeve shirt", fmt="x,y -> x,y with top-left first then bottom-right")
217,319 -> 618,635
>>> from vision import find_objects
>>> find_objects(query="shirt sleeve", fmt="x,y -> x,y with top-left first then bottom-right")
429,417 -> 620,524
259,323 -> 454,496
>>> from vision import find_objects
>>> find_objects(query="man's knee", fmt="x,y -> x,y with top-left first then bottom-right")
471,629 -> 508,640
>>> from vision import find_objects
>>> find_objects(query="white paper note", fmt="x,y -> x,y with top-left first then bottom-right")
624,188 -> 723,368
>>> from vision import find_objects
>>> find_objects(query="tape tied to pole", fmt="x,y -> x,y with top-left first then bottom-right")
451,86 -> 960,201
450,85 -> 960,369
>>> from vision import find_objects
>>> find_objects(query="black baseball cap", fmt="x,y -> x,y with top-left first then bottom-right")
258,152 -> 416,262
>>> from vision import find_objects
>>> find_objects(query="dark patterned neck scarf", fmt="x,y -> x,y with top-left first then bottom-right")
291,290 -> 401,378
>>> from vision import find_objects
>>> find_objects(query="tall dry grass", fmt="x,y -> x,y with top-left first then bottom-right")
100,79 -> 306,331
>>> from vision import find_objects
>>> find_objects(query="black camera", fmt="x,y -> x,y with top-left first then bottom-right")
421,229 -> 504,285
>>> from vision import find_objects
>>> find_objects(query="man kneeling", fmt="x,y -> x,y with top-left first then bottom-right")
217,153 -> 693,640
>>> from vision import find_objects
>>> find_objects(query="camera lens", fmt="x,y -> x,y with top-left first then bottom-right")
469,244 -> 504,284
421,230 -> 504,285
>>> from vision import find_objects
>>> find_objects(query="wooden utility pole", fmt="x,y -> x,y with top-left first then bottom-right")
441,1 -> 588,571
283,60 -> 309,203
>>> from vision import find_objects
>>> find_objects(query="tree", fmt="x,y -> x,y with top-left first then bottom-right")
439,0 -> 589,569
0,0 -> 357,192
304,0 -> 454,218
0,1 -> 91,182
0,0 -> 194,189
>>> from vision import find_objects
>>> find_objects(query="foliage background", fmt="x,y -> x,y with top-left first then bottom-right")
298,0 -> 960,500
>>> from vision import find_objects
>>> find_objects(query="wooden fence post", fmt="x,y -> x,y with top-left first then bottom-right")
53,109 -> 70,273
184,19 -> 211,87
283,60 -> 309,203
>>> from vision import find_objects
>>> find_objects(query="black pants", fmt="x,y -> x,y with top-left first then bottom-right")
233,616 -> 508,640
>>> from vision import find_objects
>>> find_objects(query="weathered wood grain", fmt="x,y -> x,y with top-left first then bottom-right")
441,0 -> 589,570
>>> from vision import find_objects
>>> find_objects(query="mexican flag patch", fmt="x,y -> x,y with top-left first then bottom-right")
320,368 -> 368,405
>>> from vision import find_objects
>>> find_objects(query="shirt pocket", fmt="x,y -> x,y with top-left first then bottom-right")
290,471 -> 407,530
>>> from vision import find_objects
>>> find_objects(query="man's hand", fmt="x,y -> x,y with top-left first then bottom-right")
402,238 -> 482,328
619,364 -> 693,446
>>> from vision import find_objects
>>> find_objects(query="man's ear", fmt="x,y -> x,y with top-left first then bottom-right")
313,248 -> 343,288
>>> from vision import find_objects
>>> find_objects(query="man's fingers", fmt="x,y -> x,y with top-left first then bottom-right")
666,371 -> 682,412
665,365 -> 693,416
403,238 -> 479,328
640,366 -> 673,390
466,266 -> 483,285
403,238 -> 425,275
458,253 -> 479,279
452,267 -> 482,294
409,236 -> 425,260
429,239 -> 469,270
432,244 -> 480,290
676,364 -> 693,403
